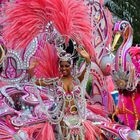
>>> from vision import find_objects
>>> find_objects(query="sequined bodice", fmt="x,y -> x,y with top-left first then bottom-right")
56,80 -> 81,96
47,77 -> 86,126
56,78 -> 82,116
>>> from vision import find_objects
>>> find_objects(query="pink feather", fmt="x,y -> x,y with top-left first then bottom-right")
33,35 -> 59,79
48,0 -> 94,55
105,8 -> 113,47
21,122 -> 53,140
87,104 -> 108,117
1,0 -> 94,56
83,120 -> 100,140
35,122 -> 55,140
0,120 -> 16,140
1,0 -> 50,50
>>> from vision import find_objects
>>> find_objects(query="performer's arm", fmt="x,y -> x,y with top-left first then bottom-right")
76,47 -> 91,82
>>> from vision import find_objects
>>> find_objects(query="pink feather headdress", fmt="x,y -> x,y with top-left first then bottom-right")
1,0 -> 94,78
1,0 -> 94,54
129,46 -> 140,77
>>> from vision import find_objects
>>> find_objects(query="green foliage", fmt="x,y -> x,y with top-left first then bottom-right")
105,0 -> 140,44
77,57 -> 85,67
86,75 -> 93,96
137,120 -> 140,130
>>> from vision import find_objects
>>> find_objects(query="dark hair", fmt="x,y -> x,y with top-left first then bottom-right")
62,39 -> 79,64
0,66 -> 2,73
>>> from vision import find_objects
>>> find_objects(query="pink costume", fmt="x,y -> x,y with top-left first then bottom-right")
112,21 -> 140,130
0,0 -> 138,140
117,47 -> 140,130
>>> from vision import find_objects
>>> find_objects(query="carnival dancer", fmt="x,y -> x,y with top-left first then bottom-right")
0,0 -> 136,139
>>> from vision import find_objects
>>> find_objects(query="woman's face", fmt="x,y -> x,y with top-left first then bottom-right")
59,61 -> 71,77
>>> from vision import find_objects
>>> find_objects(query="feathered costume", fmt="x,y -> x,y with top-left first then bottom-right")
0,0 -> 136,139
112,21 -> 140,131
2,0 -> 94,54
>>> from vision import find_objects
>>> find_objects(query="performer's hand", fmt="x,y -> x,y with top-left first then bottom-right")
76,47 -> 90,63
